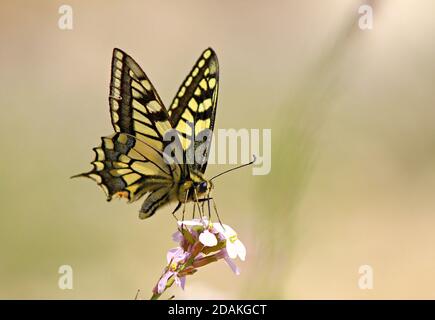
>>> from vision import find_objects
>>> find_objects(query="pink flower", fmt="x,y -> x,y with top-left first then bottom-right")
177,217 -> 218,247
178,217 -> 246,260
156,247 -> 188,293
177,217 -> 246,273
153,217 -> 247,298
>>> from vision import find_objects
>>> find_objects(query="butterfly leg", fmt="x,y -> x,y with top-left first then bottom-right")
171,202 -> 182,222
192,202 -> 196,220
179,191 -> 189,228
200,197 -> 210,220
197,197 -> 212,202
198,197 -> 218,223
193,189 -> 205,221
207,196 -> 211,220
205,192 -> 212,220
198,196 -> 211,220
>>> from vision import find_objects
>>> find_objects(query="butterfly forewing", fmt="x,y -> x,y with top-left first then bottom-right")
168,48 -> 219,173
110,48 -> 171,152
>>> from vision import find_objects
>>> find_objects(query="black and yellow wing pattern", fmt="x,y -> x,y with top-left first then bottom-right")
109,48 -> 171,152
75,48 -> 219,219
74,133 -> 181,217
168,48 -> 219,173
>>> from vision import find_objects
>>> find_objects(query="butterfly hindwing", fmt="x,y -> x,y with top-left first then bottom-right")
168,48 -> 219,173
74,133 -> 181,218
110,48 -> 172,152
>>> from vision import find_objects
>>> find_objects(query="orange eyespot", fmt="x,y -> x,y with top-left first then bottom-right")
115,191 -> 129,199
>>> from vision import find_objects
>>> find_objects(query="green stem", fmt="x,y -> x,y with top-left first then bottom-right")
150,277 -> 175,300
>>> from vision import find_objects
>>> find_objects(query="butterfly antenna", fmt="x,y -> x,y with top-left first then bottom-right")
210,155 -> 256,181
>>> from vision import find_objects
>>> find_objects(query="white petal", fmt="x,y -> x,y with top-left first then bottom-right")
225,243 -> 237,259
179,276 -> 186,290
174,275 -> 186,290
222,224 -> 237,236
200,216 -> 210,226
199,230 -> 218,247
166,247 -> 182,264
212,222 -> 225,235
157,271 -> 173,293
213,223 -> 236,238
178,219 -> 202,227
172,231 -> 183,243
235,240 -> 246,261
223,255 -> 240,275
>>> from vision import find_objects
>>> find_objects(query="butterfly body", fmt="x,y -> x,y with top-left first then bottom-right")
74,48 -> 219,219
177,170 -> 213,203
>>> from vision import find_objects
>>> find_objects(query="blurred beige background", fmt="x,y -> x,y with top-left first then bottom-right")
1,0 -> 435,299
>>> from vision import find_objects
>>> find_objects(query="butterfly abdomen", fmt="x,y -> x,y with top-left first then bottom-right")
139,186 -> 174,219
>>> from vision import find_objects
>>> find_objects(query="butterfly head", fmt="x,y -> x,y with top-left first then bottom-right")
195,180 -> 213,197
180,171 -> 214,202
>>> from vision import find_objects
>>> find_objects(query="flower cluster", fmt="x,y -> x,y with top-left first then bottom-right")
151,217 -> 246,299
